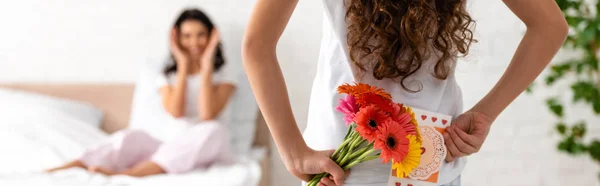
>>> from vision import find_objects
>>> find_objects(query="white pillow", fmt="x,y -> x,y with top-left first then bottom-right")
0,88 -> 105,128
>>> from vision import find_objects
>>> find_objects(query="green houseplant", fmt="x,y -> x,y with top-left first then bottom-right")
529,0 -> 600,175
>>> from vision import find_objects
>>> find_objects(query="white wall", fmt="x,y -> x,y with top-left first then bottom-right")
0,0 -> 249,83
460,1 -> 600,185
2,0 -> 600,186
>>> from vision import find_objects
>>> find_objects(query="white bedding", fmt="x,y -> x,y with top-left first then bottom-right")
0,102 -> 264,186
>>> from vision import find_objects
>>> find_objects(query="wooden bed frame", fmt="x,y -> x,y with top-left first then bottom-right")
0,83 -> 271,186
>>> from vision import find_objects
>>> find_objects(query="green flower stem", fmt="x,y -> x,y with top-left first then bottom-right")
343,123 -> 355,140
339,135 -> 364,165
332,137 -> 351,159
308,174 -> 325,186
360,155 -> 380,162
347,143 -> 373,162
340,145 -> 374,167
355,149 -> 375,163
334,134 -> 356,162
334,146 -> 347,163
348,134 -> 363,151
342,155 -> 380,170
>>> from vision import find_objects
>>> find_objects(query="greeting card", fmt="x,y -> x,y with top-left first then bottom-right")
387,108 -> 452,186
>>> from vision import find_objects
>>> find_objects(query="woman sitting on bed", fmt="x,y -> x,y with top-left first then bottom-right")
46,9 -> 237,177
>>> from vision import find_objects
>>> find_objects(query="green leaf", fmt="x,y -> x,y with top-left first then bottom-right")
566,16 -> 586,27
576,62 -> 584,74
571,81 -> 600,103
572,121 -> 587,138
546,98 -> 564,118
597,1 -> 600,19
558,137 -> 572,152
585,53 -> 600,71
594,101 -> 600,114
590,57 -> 599,70
556,122 -> 567,135
545,61 -> 576,86
556,0 -> 570,11
589,140 -> 600,162
575,24 -> 596,48
558,136 -> 587,154
526,83 -> 535,94
545,75 -> 558,86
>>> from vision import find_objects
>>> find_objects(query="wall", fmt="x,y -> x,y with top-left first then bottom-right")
2,0 -> 600,186
459,1 -> 600,185
0,0 -> 248,83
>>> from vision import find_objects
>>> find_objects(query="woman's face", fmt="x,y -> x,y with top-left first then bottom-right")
178,20 -> 209,59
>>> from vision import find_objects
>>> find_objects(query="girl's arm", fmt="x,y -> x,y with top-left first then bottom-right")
444,0 -> 568,161
242,0 -> 347,185
160,67 -> 188,118
473,0 -> 568,119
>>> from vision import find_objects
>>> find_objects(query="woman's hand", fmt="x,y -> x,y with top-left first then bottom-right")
285,147 -> 350,186
200,29 -> 220,73
170,28 -> 189,69
444,111 -> 493,162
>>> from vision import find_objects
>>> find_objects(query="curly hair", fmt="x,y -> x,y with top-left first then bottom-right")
346,0 -> 475,92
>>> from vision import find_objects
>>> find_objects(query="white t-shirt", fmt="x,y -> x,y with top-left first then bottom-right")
301,0 -> 466,185
154,64 -> 238,140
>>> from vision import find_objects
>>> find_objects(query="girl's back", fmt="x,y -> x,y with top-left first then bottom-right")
301,0 -> 469,185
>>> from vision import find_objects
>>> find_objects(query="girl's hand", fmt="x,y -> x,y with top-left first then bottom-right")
170,28 -> 189,68
200,29 -> 220,73
444,111 -> 493,162
285,147 -> 349,186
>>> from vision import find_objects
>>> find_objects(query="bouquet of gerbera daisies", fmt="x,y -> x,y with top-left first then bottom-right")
307,83 -> 423,186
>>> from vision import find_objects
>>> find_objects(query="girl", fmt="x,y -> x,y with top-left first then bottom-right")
46,9 -> 237,177
242,0 -> 567,186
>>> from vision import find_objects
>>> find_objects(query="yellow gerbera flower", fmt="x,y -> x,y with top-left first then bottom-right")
402,106 -> 422,143
391,135 -> 422,178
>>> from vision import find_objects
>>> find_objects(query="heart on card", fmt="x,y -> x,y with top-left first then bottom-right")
395,183 -> 401,186
421,115 -> 427,121
442,119 -> 448,125
420,147 -> 426,155
407,184 -> 413,186
432,117 -> 437,122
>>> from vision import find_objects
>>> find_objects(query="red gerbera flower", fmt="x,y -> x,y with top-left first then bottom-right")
356,93 -> 396,114
354,105 -> 389,142
375,119 -> 410,164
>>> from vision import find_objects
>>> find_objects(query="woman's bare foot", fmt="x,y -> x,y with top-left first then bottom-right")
119,161 -> 166,177
88,166 -> 117,176
45,160 -> 86,173
84,161 -> 165,177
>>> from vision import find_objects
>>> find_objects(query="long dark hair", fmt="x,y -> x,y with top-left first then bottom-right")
163,9 -> 225,75
346,0 -> 475,92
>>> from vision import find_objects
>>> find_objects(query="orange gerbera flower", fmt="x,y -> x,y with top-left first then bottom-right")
354,105 -> 388,142
374,119 -> 410,164
337,83 -> 391,100
356,93 -> 395,114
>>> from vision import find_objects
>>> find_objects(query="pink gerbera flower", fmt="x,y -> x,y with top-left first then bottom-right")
335,95 -> 359,125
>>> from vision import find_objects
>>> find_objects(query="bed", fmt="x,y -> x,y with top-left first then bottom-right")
0,83 -> 271,186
